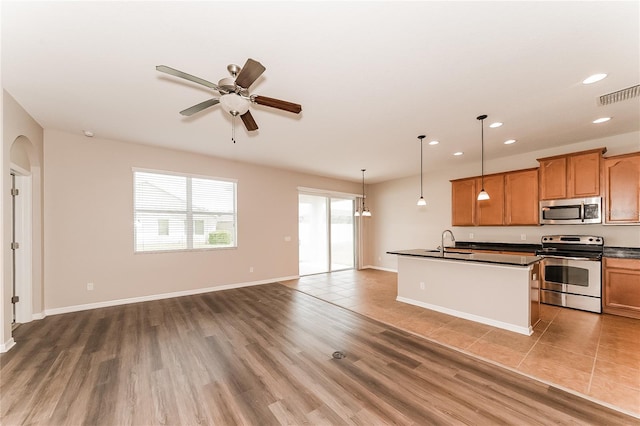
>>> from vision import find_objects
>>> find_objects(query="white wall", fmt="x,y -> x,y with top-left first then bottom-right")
43,129 -> 362,311
368,132 -> 640,271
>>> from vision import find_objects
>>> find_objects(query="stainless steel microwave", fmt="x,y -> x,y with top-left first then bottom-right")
539,197 -> 602,225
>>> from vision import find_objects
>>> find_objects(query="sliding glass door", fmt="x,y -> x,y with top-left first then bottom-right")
299,193 -> 355,276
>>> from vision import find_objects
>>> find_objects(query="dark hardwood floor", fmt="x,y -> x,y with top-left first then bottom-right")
1,283 -> 638,425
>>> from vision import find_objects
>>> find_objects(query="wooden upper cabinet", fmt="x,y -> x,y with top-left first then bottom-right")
538,157 -> 567,200
505,168 -> 539,225
604,152 -> 640,223
451,178 -> 476,226
538,148 -> 606,200
476,174 -> 505,226
569,151 -> 602,198
452,171 -> 533,226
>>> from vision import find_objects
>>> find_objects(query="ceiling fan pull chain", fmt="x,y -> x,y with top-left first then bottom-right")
232,115 -> 236,143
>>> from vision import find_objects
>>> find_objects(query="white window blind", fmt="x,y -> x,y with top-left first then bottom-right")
134,170 -> 236,252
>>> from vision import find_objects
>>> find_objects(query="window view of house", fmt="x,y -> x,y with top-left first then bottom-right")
134,171 -> 236,252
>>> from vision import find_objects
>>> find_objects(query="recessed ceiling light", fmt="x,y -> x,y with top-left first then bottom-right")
83,130 -> 94,137
583,73 -> 607,84
453,151 -> 463,156
428,140 -> 439,145
504,139 -> 516,145
489,122 -> 503,128
592,117 -> 611,124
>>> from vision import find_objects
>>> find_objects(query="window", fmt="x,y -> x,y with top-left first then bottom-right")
134,169 -> 237,252
158,219 -> 169,236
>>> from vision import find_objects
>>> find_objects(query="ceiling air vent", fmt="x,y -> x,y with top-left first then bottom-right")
599,84 -> 640,105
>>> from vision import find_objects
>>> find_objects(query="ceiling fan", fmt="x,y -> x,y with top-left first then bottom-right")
156,58 -> 302,132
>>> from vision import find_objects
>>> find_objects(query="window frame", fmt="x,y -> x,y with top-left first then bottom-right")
133,168 -> 238,253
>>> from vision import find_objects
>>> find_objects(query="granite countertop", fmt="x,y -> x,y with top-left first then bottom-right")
452,241 -> 541,253
604,246 -> 640,259
387,249 -> 542,266
403,240 -> 640,259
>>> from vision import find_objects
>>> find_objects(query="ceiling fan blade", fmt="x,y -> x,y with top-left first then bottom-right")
240,111 -> 259,131
253,95 -> 302,114
235,59 -> 266,89
179,98 -> 220,116
156,65 -> 219,90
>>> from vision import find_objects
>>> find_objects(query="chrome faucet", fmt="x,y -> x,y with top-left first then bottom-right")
441,229 -> 455,255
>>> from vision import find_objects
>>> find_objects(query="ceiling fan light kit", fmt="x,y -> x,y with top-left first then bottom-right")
156,58 -> 302,137
219,93 -> 250,116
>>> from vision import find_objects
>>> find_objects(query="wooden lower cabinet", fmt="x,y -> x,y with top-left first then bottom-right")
603,257 -> 640,319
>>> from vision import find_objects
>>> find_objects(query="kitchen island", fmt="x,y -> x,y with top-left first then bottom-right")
387,249 -> 542,335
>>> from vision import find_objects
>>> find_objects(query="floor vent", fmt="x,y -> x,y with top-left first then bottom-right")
332,351 -> 346,359
599,85 -> 640,105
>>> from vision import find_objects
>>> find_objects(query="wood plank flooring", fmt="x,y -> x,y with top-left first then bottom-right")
1,283 -> 638,425
282,269 -> 640,415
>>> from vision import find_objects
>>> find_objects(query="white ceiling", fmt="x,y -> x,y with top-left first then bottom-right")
2,1 -> 639,183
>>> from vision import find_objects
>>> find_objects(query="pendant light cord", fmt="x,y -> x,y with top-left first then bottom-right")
361,169 -> 366,211
420,139 -> 424,197
476,114 -> 487,190
481,117 -> 484,189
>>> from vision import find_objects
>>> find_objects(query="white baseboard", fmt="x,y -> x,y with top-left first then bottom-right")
396,296 -> 533,336
1,338 -> 16,353
44,275 -> 299,317
32,312 -> 45,321
365,265 -> 398,273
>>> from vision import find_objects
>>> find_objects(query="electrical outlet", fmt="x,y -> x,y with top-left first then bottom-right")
284,236 -> 292,242
420,282 -> 425,290
249,266 -> 254,273
521,234 -> 527,241
469,233 -> 474,239
87,282 -> 94,291
378,256 -> 382,262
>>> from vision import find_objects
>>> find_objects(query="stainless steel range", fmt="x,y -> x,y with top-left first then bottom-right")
537,235 -> 604,313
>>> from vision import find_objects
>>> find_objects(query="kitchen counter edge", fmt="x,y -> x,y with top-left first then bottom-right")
603,246 -> 640,259
387,249 -> 542,266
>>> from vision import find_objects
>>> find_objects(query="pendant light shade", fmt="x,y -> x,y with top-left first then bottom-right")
417,135 -> 427,206
355,169 -> 372,217
476,114 -> 490,201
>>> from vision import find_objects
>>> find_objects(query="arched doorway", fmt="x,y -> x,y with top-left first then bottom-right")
9,136 -> 41,327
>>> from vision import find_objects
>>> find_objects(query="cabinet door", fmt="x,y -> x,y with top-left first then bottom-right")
605,154 -> 640,223
451,178 -> 476,226
604,258 -> 640,319
505,169 -> 539,225
539,158 -> 567,200
568,151 -> 601,197
476,174 -> 504,226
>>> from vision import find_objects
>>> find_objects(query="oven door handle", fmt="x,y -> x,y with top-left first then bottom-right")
541,255 -> 601,261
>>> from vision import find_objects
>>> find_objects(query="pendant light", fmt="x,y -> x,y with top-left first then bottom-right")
477,114 -> 490,201
355,169 -> 372,217
417,135 -> 427,206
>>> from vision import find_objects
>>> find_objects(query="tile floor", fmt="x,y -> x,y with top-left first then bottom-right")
280,269 -> 640,416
